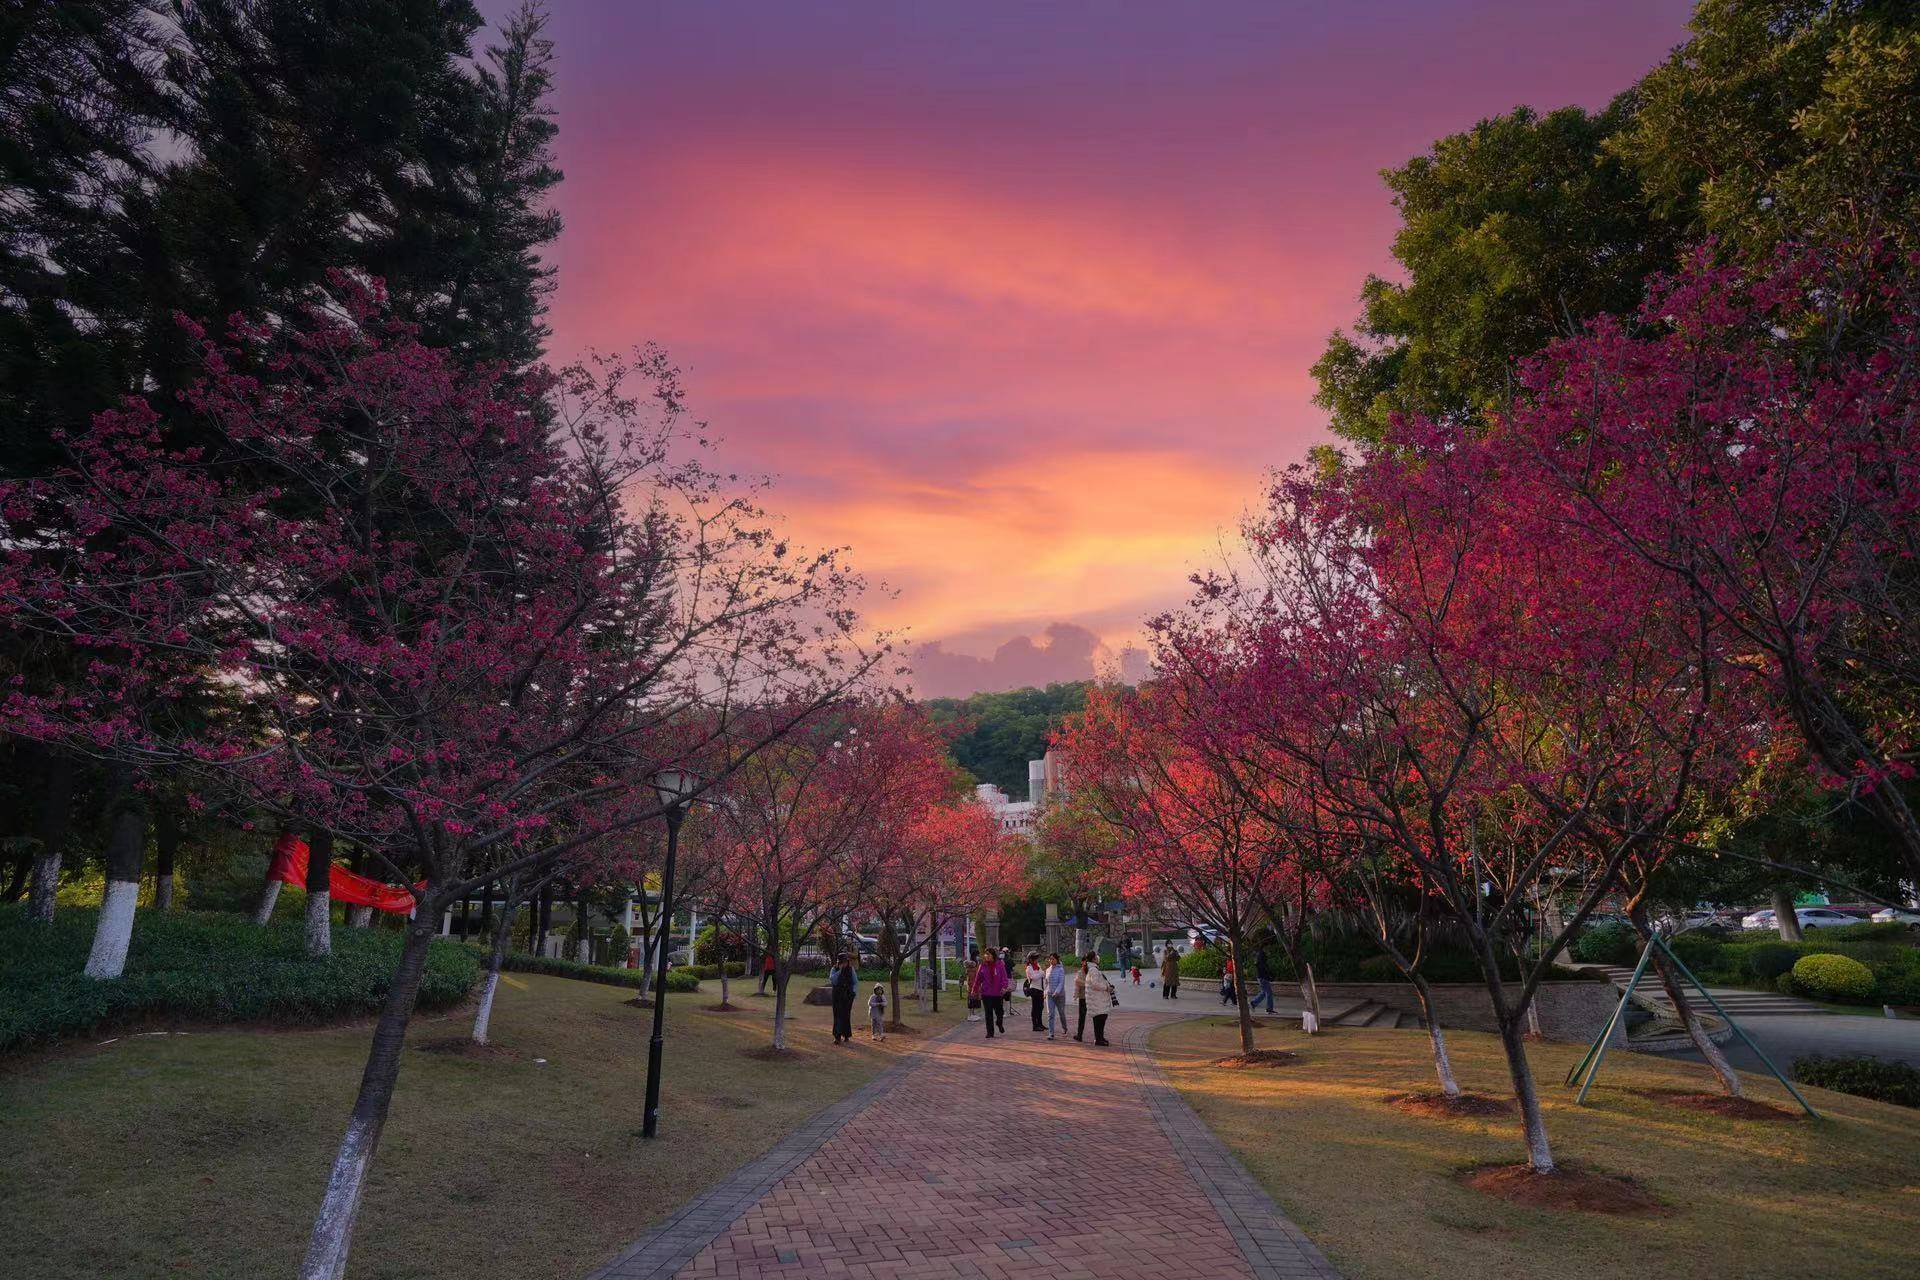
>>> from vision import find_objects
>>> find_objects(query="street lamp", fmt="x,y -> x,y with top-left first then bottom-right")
641,767 -> 698,1140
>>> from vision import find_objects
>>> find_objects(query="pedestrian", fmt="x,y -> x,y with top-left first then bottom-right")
964,953 -> 982,1022
981,947 -> 1011,1036
758,950 -> 776,995
1024,952 -> 1045,1031
869,983 -> 887,1040
1084,960 -> 1119,1045
1160,946 -> 1181,1000
1220,956 -> 1236,1006
830,952 -> 858,1045
1044,952 -> 1068,1039
1254,948 -> 1277,1014
1073,955 -> 1092,1041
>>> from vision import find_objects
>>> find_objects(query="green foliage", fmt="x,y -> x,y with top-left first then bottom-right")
1746,943 -> 1801,980
681,962 -> 746,980
0,906 -> 477,1051
694,924 -> 746,965
1820,921 -> 1914,943
1571,922 -> 1641,965
1791,953 -> 1877,1001
1178,949 -> 1226,979
1793,1054 -> 1920,1108
921,682 -> 1090,796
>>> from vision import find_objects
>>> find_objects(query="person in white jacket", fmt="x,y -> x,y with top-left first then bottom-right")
1082,961 -> 1119,1046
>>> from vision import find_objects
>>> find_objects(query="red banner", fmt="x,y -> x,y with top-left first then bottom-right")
269,833 -> 420,915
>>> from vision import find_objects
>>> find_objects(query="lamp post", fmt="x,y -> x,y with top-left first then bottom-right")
642,767 -> 697,1140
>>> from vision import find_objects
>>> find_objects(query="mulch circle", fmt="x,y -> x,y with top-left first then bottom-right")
1210,1049 -> 1299,1069
623,996 -> 654,1009
1385,1091 -> 1514,1118
702,1002 -> 742,1013
739,1045 -> 810,1063
1634,1088 -> 1800,1121
1461,1163 -> 1667,1215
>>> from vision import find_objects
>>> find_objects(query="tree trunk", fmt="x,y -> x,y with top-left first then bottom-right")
84,779 -> 147,980
888,956 -> 905,1031
771,958 -> 791,1050
718,954 -> 731,1008
349,847 -> 374,927
153,804 -> 180,912
253,832 -> 286,925
26,750 -> 76,924
1229,930 -> 1257,1057
1408,972 -> 1461,1098
306,828 -> 334,958
301,918 -> 437,1279
1299,958 -> 1324,1031
535,880 -> 553,957
1627,904 -> 1741,1096
473,893 -> 521,1045
1771,886 -> 1803,942
1475,934 -> 1554,1172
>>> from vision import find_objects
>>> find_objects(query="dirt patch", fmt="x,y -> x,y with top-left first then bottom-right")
1635,1088 -> 1800,1121
1210,1049 -> 1299,1069
414,1036 -> 516,1061
739,1045 -> 811,1063
622,996 -> 655,1009
702,1002 -> 742,1013
1385,1091 -> 1513,1118
882,1022 -> 922,1036
1461,1163 -> 1666,1215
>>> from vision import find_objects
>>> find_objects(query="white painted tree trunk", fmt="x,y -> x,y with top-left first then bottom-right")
306,889 -> 333,958
771,968 -> 790,1049
347,906 -> 372,928
84,879 -> 140,979
254,879 -> 282,925
471,971 -> 501,1046
1427,1020 -> 1462,1098
155,874 -> 175,912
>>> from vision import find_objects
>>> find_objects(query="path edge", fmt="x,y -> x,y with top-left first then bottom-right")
583,1021 -> 967,1280
1124,1018 -> 1344,1280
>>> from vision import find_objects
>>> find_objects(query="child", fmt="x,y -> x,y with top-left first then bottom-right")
1130,964 -> 1142,986
868,984 -> 887,1040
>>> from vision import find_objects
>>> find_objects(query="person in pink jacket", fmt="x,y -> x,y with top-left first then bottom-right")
970,946 -> 1011,1037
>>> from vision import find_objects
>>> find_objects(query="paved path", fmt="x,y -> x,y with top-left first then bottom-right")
588,1007 -> 1338,1280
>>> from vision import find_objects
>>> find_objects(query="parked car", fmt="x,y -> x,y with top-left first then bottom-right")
1739,907 -> 1859,931
1869,906 -> 1920,926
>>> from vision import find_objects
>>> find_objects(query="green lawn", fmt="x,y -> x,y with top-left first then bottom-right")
0,973 -> 960,1278
1151,1017 -> 1920,1280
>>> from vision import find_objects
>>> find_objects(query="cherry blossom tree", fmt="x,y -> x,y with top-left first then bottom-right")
0,283 -> 884,1278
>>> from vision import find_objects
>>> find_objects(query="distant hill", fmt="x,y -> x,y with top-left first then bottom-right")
922,682 -> 1091,797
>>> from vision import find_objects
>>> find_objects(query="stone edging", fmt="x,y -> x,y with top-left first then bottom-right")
583,1022 -> 967,1280
1123,1018 -> 1344,1280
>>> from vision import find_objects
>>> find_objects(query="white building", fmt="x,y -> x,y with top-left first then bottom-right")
974,782 -> 1036,835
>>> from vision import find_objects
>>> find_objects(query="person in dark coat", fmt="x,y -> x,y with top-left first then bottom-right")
830,952 -> 858,1045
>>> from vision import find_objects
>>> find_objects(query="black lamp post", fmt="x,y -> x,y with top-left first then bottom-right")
642,767 -> 697,1140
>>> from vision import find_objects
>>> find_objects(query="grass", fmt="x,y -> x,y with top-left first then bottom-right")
0,973 -> 962,1278
1150,1017 -> 1920,1280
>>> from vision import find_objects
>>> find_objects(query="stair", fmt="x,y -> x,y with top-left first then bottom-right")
1330,999 -> 1416,1028
1590,965 -> 1841,1017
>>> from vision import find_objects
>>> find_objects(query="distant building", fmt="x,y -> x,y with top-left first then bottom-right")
1027,750 -> 1066,807
974,782 -> 1036,835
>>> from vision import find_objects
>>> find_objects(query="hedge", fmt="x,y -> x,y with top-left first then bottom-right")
1790,953 -> 1876,1001
1570,922 -> 1640,965
1667,931 -> 1919,1006
1793,1054 -> 1920,1108
0,905 -> 479,1052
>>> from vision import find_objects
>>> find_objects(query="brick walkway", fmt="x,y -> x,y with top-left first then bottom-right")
587,1008 -> 1338,1279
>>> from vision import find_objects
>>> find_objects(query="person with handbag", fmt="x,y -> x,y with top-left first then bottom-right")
1024,952 -> 1045,1031
1084,961 -> 1119,1046
963,953 -> 982,1022
1073,955 -> 1090,1041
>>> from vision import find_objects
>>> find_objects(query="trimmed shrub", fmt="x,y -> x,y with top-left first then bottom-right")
1793,1054 -> 1920,1108
1570,922 -> 1640,965
495,949 -> 701,992
1817,921 -> 1912,943
0,905 -> 478,1051
1746,943 -> 1799,981
1177,948 -> 1226,979
1790,953 -> 1876,1002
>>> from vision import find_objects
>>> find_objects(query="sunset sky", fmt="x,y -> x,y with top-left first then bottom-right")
489,1 -> 1689,696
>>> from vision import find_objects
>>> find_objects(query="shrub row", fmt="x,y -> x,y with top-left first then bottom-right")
1793,1054 -> 1920,1108
1668,929 -> 1920,1005
1173,940 -> 1583,985
490,948 -> 701,992
0,906 -> 479,1051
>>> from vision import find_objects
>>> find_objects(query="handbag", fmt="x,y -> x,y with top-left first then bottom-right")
966,995 -> 981,1010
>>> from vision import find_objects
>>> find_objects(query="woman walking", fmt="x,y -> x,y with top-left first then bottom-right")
830,952 -> 858,1045
1043,952 -> 1068,1040
1084,960 -> 1119,1045
1159,946 -> 1181,999
974,947 -> 1010,1037
1024,952 -> 1045,1031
